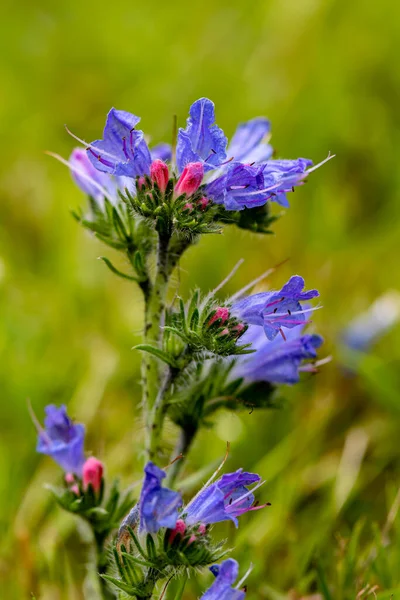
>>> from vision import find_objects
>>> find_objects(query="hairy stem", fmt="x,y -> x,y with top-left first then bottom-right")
143,234 -> 170,460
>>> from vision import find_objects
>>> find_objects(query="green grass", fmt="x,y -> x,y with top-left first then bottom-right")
1,0 -> 400,598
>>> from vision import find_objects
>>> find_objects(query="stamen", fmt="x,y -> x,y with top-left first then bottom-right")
227,479 -> 266,509
235,564 -> 254,591
27,398 -> 51,445
45,152 -> 116,204
229,258 -> 289,302
265,305 -> 322,319
306,152 -> 335,174
122,137 -> 129,159
185,442 -> 230,512
279,328 -> 287,341
64,125 -> 122,163
212,258 -> 245,295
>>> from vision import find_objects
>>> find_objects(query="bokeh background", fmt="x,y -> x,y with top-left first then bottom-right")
1,0 -> 400,598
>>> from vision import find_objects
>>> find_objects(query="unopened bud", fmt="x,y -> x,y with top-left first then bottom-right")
137,176 -> 146,189
150,159 -> 169,193
83,457 -> 104,493
65,472 -> 75,485
198,197 -> 209,210
70,484 -> 80,495
169,518 -> 186,544
198,523 -> 207,535
208,307 -> 230,326
175,162 -> 204,196
187,534 -> 197,545
232,323 -> 246,336
184,202 -> 193,211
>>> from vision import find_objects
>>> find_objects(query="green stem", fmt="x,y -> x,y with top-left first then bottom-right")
165,426 -> 198,488
143,234 -> 170,460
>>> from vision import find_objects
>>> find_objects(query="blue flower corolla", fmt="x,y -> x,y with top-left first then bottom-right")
231,324 -> 323,385
139,462 -> 183,534
227,117 -> 273,164
36,405 -> 85,475
69,148 -> 119,205
176,98 -> 227,173
205,162 -> 268,210
231,275 -> 319,341
184,469 -> 264,528
205,158 -> 314,210
202,559 -> 246,600
86,108 -> 152,177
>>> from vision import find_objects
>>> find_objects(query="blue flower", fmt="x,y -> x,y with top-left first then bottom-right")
184,469 -> 265,528
139,462 -> 183,534
176,98 -> 227,173
69,148 -> 118,205
86,108 -> 152,177
36,405 -> 85,475
205,162 -> 268,210
202,559 -> 246,600
231,275 -> 319,341
227,117 -> 272,163
232,324 -> 323,385
206,158 -> 313,210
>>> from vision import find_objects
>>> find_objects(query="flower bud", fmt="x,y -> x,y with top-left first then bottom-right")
184,202 -> 193,211
70,484 -> 80,495
65,472 -> 75,485
208,307 -> 230,327
150,159 -> 169,193
175,162 -> 204,196
198,196 -> 209,210
198,523 -> 207,535
169,518 -> 186,544
83,457 -> 104,493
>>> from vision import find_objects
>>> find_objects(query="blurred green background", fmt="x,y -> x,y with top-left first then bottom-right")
1,0 -> 400,598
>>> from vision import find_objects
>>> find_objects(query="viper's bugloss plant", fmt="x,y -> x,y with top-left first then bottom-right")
37,97 -> 333,598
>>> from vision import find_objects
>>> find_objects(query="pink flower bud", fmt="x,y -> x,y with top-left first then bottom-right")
175,162 -> 204,197
150,159 -> 169,193
232,323 -> 246,336
187,534 -> 197,545
198,196 -> 209,210
83,457 -> 104,493
65,473 -> 75,485
219,327 -> 230,337
137,176 -> 146,189
184,202 -> 193,211
208,307 -> 230,326
198,523 -> 207,535
169,518 -> 186,544
71,484 -> 80,495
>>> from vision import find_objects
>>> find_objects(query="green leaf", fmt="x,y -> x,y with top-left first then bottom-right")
100,574 -> 137,595
133,344 -> 178,367
98,256 -> 139,282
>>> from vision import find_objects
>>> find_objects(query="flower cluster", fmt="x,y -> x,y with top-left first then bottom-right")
67,97 -> 329,217
36,96 -> 332,599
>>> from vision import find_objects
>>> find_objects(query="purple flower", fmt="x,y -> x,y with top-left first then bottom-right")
184,469 -> 265,528
227,117 -> 272,164
231,275 -> 319,341
176,98 -> 227,173
206,159 -> 313,211
232,324 -> 323,385
36,405 -> 85,476
139,462 -> 183,534
202,559 -> 246,600
69,148 -> 117,204
205,162 -> 268,210
86,108 -> 152,177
